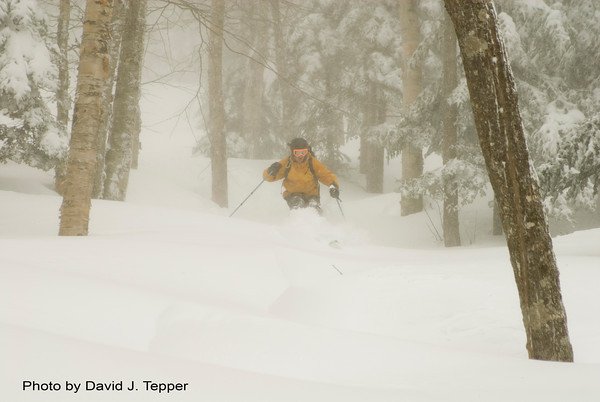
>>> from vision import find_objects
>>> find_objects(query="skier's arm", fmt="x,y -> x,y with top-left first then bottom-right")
312,158 -> 338,187
262,158 -> 288,182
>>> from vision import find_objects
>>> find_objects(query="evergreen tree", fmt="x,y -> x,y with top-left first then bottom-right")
398,0 -> 600,230
285,0 -> 351,171
392,0 -> 487,226
538,115 -> 600,219
0,0 -> 65,171
336,0 -> 403,193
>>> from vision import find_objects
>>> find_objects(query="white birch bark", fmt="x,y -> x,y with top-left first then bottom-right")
59,0 -> 114,236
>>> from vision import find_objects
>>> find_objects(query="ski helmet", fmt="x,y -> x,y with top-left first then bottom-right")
288,137 -> 309,150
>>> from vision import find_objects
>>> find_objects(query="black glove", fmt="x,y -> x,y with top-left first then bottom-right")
329,184 -> 340,199
267,162 -> 281,177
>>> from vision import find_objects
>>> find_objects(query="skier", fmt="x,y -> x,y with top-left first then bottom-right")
263,137 -> 340,211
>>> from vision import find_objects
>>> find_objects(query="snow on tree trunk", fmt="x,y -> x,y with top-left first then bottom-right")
269,0 -> 293,142
444,0 -> 573,362
209,0 -> 228,208
59,0 -> 114,236
102,0 -> 147,201
54,0 -> 71,195
441,13 -> 460,247
241,0 -> 267,159
92,0 -> 126,198
399,0 -> 423,216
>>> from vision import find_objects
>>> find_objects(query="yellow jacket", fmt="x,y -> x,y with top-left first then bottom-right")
263,155 -> 338,198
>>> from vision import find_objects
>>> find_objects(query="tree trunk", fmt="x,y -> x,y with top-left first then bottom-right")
131,111 -> 141,168
359,134 -> 368,174
92,0 -> 126,198
365,83 -> 384,193
209,0 -> 228,207
493,199 -> 503,235
399,0 -> 423,216
241,0 -> 267,159
128,2 -> 145,171
441,13 -> 461,247
103,0 -> 147,201
444,0 -> 573,362
323,69 -> 344,171
54,0 -> 71,195
56,0 -> 70,129
59,0 -> 114,236
269,0 -> 293,141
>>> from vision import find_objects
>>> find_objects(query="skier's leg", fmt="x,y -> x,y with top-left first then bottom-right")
307,196 -> 322,215
285,194 -> 305,209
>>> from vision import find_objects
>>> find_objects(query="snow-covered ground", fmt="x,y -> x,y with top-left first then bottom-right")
2,85 -> 600,401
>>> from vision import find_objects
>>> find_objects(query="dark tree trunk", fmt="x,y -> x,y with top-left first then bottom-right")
444,0 -> 573,362
441,13 -> 461,247
493,199 -> 503,235
59,0 -> 114,236
209,0 -> 228,207
103,0 -> 147,201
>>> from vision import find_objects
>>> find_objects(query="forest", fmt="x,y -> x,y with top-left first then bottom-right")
1,0 -> 598,236
2,0 -> 600,400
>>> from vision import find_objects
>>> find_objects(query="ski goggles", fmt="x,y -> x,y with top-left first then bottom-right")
292,148 -> 309,157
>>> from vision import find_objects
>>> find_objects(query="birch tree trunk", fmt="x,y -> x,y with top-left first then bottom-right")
103,0 -> 147,201
59,0 -> 114,236
209,0 -> 228,207
269,0 -> 293,141
399,0 -> 423,216
92,0 -> 126,198
444,0 -> 573,362
54,0 -> 71,195
441,13 -> 460,247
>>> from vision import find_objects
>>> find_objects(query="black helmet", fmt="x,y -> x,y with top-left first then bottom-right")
288,137 -> 309,150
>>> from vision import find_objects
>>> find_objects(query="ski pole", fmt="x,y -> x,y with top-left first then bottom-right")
335,197 -> 345,220
229,180 -> 265,217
